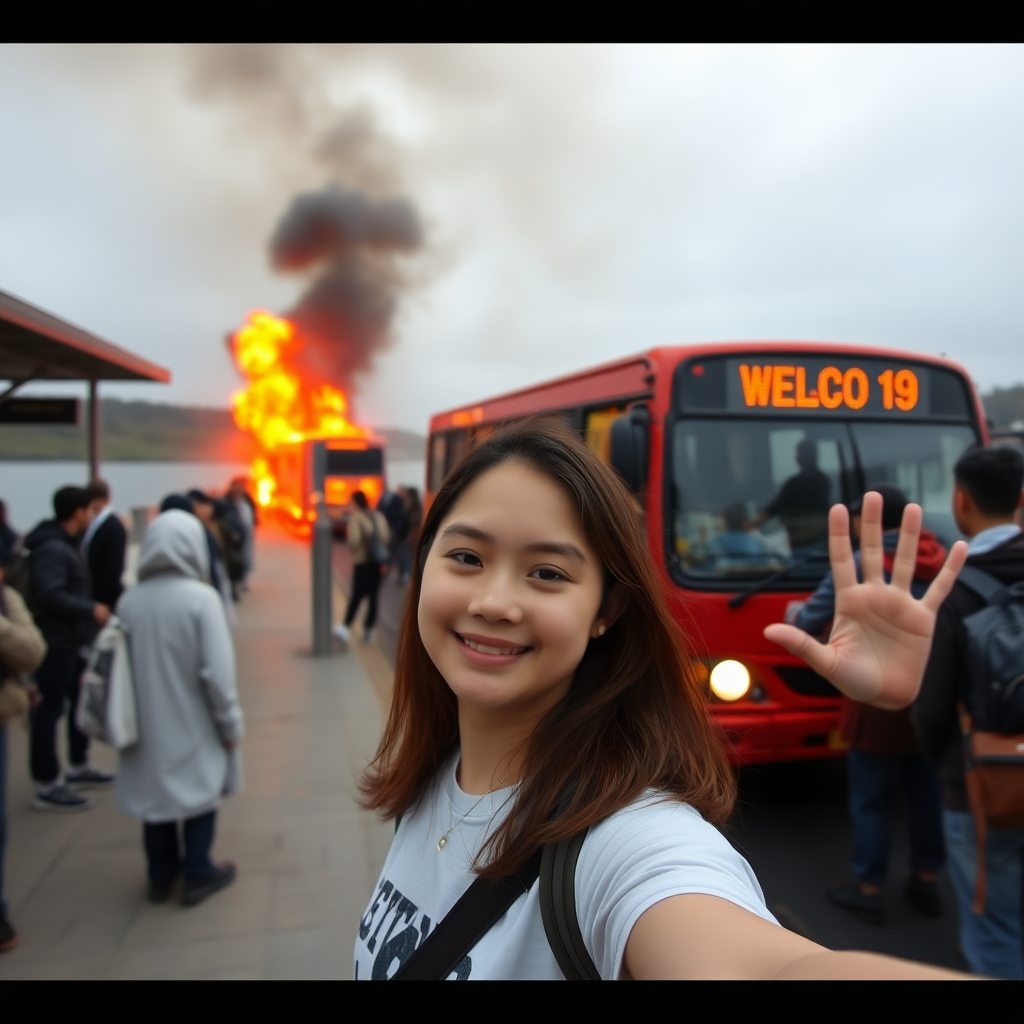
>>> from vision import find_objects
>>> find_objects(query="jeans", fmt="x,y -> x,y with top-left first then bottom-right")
345,562 -> 381,630
143,810 -> 217,887
943,808 -> 1024,979
397,539 -> 413,581
0,724 -> 8,918
30,648 -> 88,784
847,749 -> 945,886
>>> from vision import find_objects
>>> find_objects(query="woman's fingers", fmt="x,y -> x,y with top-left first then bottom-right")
828,504 -> 858,592
858,491 -> 885,583
763,623 -> 837,680
889,503 -> 923,593
921,540 -> 970,613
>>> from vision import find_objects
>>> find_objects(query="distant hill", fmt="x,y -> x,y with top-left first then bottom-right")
983,385 -> 1024,430
0,398 -> 427,462
1,384 -> 1018,463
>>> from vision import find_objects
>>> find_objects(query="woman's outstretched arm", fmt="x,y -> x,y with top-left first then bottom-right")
764,491 -> 969,709
624,894 -> 966,979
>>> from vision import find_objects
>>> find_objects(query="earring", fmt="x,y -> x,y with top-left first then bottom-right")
597,624 -> 606,636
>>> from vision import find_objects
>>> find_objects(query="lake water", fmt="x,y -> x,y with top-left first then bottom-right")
0,459 -> 426,533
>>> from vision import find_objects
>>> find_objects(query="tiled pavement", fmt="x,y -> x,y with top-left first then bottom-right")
1,528 -> 393,979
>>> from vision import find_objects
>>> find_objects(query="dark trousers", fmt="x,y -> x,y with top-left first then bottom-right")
848,748 -> 945,886
143,810 -> 217,887
30,647 -> 88,784
345,562 -> 381,630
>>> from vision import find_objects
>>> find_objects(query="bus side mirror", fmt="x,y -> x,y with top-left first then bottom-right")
610,404 -> 650,494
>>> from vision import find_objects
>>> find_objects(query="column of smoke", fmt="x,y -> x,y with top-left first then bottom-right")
267,184 -> 423,394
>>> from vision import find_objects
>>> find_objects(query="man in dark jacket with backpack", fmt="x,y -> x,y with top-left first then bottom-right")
25,486 -> 115,812
913,445 -> 1024,979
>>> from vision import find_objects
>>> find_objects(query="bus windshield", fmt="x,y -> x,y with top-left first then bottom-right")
669,417 -> 977,585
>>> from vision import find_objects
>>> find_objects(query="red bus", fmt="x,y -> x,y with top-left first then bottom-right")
426,343 -> 986,764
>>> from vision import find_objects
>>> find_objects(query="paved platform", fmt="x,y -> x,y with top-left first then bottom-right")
1,528 -> 393,979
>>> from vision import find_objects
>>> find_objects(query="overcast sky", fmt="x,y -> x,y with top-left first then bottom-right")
0,44 -> 1021,433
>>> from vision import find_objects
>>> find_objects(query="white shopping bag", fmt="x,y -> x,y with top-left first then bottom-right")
76,616 -> 138,750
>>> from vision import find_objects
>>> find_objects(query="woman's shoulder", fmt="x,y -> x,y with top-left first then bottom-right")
573,792 -> 774,978
577,791 -> 768,910
586,792 -> 731,852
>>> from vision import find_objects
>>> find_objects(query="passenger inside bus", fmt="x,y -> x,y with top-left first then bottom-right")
747,439 -> 831,553
670,417 -> 975,584
706,503 -> 769,567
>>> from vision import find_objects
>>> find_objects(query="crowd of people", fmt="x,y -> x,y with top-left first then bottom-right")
0,476 -> 256,952
779,448 -> 1024,978
333,485 -> 422,647
0,435 -> 1021,979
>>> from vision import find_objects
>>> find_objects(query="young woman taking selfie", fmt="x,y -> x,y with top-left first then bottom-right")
355,419 -> 970,980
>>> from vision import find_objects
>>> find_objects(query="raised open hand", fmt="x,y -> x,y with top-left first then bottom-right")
764,492 -> 968,709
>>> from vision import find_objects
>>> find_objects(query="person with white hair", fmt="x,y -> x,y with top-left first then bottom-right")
115,509 -> 244,907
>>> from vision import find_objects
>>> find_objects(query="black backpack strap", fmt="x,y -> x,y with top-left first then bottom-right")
539,828 -> 601,980
957,565 -> 1008,605
391,849 -> 542,980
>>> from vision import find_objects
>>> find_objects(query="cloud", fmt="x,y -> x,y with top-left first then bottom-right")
0,44 -> 1020,433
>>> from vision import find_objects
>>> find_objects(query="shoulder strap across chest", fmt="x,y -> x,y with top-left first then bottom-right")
391,849 -> 542,980
957,564 -> 1007,606
389,829 -> 600,980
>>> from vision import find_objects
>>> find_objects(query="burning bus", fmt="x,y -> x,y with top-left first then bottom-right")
227,309 -> 385,534
266,436 -> 385,529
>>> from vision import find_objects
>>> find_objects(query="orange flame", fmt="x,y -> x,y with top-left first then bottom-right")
228,310 -> 373,515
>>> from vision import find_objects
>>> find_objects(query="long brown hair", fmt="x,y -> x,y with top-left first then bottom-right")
361,418 -> 734,878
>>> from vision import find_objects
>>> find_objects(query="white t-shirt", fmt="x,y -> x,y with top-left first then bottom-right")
354,755 -> 777,980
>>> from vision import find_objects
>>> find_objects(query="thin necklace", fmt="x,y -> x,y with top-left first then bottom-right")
437,766 -> 512,852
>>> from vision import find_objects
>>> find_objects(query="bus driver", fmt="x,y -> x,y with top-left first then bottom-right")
748,439 -> 831,553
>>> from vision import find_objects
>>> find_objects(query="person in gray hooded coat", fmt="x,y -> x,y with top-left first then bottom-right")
115,509 -> 244,906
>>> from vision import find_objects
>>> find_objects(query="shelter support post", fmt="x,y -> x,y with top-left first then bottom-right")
87,379 -> 100,482
312,500 -> 333,656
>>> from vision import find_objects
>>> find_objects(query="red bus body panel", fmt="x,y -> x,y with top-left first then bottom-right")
428,342 -> 984,764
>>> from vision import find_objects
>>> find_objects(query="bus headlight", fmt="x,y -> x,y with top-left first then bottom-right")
709,660 -> 751,702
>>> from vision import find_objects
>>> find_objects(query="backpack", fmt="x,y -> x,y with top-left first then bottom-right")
956,565 -> 1024,913
213,501 -> 246,583
366,512 -> 390,566
391,820 -> 599,980
1,551 -> 36,618
75,615 -> 139,750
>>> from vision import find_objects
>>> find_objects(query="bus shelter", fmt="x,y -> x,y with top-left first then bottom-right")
0,288 -> 170,479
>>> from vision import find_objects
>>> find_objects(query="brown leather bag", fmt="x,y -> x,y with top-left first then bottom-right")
959,707 -> 1024,913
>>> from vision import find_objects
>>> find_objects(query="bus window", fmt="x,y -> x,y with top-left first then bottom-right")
671,419 -> 855,583
429,433 -> 447,494
585,406 -> 626,464
446,428 -> 469,476
850,422 -> 975,546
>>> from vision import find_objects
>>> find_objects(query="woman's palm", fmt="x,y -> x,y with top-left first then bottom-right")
765,495 -> 968,709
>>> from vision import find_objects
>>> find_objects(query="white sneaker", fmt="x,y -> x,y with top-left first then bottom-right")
332,624 -> 351,646
363,628 -> 374,644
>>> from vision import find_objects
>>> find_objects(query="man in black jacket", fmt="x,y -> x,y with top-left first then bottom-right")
25,486 -> 114,812
83,480 -> 127,612
912,445 -> 1024,979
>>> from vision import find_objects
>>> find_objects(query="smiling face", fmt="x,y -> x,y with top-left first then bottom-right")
418,460 -> 608,720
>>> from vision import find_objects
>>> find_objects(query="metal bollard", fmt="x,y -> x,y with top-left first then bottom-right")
311,499 -> 333,656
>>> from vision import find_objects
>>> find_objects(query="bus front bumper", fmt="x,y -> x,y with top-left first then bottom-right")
712,708 -> 845,765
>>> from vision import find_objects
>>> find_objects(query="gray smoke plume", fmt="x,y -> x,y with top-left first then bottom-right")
268,184 -> 423,390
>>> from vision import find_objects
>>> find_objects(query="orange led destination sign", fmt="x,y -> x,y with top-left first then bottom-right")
738,364 -> 919,412
679,355 -> 974,421
717,356 -> 941,419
